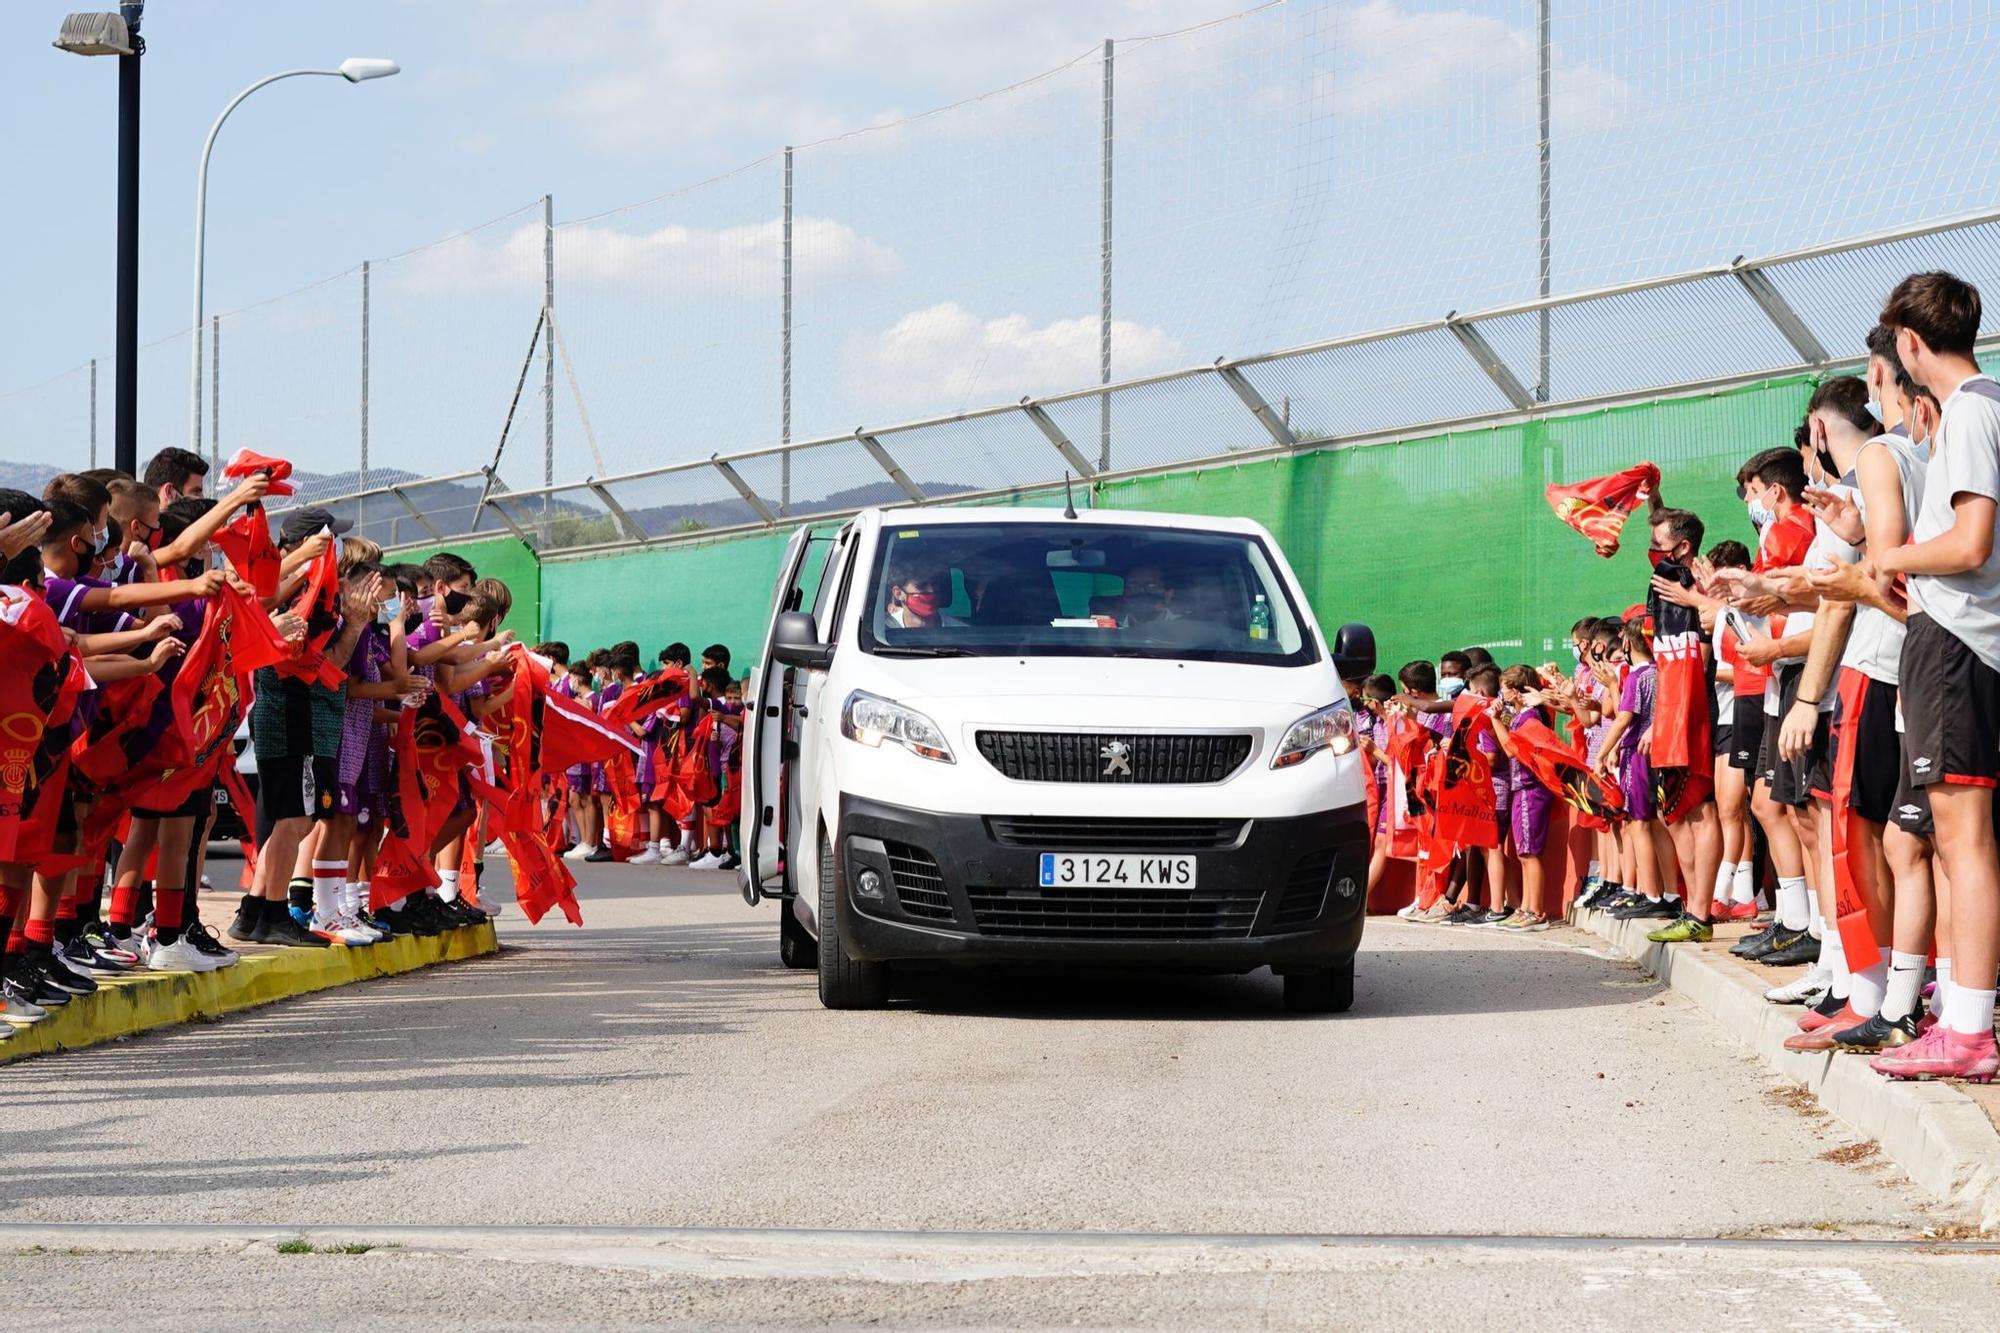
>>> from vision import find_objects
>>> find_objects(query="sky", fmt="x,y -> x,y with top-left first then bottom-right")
5,1 -> 2000,501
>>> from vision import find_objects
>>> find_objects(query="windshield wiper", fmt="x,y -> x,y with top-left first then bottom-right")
871,644 -> 978,658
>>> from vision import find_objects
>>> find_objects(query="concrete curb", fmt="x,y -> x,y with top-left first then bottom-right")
0,923 -> 498,1066
1573,905 -> 2000,1227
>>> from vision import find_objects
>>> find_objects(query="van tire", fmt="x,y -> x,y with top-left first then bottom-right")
779,898 -> 817,969
817,830 -> 890,1009
1282,959 -> 1354,1014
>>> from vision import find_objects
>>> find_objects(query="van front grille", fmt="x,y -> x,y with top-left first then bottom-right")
967,885 -> 1262,940
987,817 -> 1245,851
884,841 -> 954,922
975,731 -> 1253,784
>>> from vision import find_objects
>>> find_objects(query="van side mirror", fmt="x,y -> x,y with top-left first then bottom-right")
1333,622 -> 1376,682
771,610 -> 833,670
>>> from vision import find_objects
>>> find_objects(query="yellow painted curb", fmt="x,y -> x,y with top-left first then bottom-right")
0,924 -> 498,1065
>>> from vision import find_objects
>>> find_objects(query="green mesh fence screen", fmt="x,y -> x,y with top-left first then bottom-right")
1093,374 -> 1819,675
394,536 -> 542,641
421,375 -> 1827,671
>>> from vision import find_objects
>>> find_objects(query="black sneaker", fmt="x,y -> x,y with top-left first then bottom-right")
584,846 -> 614,863
451,899 -> 490,926
60,932 -> 130,975
36,951 -> 98,996
399,896 -> 445,938
1732,922 -> 1787,958
183,920 -> 240,964
1611,896 -> 1678,920
227,896 -> 268,945
1758,930 -> 1823,967
3,962 -> 62,1014
717,853 -> 741,872
1442,904 -> 1483,926
261,911 -> 332,949
1832,1010 -> 1920,1052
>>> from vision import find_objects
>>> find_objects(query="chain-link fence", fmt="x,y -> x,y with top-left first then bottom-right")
6,0 -> 2000,546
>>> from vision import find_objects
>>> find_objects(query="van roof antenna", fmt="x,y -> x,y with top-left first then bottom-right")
1062,472 -> 1078,520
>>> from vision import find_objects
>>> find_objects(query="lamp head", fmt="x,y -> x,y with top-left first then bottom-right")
338,57 -> 399,83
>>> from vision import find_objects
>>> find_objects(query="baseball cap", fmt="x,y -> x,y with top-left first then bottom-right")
277,506 -> 354,548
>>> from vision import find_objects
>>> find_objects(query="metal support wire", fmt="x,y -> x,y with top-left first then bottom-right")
479,309 -> 547,532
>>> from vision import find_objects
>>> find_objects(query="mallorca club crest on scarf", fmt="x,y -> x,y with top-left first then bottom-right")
1545,463 -> 1660,558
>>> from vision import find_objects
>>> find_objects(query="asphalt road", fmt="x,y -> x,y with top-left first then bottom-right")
2,865 -> 1994,1328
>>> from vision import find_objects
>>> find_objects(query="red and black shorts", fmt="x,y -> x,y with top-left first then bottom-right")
1729,695 -> 1765,773
1812,668 -> 1900,824
1899,612 -> 2000,790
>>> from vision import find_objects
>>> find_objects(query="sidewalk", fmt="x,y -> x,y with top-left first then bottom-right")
1573,901 -> 2000,1228
2,883 -> 498,1066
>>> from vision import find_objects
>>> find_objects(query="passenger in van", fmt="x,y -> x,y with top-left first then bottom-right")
885,570 -> 963,629
1119,564 -> 1176,626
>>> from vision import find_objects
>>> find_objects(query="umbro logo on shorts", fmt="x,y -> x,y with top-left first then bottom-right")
1898,804 -> 1924,819
1913,756 -> 1934,772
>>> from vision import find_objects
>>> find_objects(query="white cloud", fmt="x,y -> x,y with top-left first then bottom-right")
385,215 -> 898,299
1328,0 -> 1631,130
482,0 -> 1255,154
841,302 -> 1185,412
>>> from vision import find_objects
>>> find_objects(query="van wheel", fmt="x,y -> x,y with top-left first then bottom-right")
1282,959 -> 1354,1014
779,898 -> 817,969
817,830 -> 890,1009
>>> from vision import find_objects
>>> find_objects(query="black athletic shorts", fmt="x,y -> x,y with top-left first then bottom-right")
1892,758 -> 2000,840
254,755 -> 339,843
1729,695 -> 1765,773
1899,612 -> 2000,790
135,785 -> 213,821
1813,669 -> 1900,824
1757,665 -> 1827,808
1712,722 -> 1735,761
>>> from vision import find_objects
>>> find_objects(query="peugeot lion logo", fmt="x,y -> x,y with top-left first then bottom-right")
1101,739 -> 1133,777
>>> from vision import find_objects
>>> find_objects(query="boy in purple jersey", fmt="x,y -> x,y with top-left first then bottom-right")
1492,665 -> 1556,931
1464,664 -> 1515,926
1595,620 -> 1668,917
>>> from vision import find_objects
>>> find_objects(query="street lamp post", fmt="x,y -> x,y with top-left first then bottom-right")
190,57 -> 399,456
54,3 -> 146,475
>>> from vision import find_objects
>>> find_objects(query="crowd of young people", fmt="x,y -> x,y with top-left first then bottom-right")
1360,269 -> 2000,1084
0,445 -> 743,1044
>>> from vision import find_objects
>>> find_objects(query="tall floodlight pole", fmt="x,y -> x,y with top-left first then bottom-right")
1099,38 -> 1114,472
189,58 -> 400,452
1536,0 -> 1551,402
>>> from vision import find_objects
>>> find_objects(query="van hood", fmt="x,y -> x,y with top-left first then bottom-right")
860,654 -> 1337,715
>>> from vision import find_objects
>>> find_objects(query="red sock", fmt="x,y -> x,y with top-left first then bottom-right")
23,917 -> 55,947
109,881 -> 143,929
55,895 -> 77,922
155,886 -> 187,931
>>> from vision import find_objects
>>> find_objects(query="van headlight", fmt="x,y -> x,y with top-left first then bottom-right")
841,690 -> 955,763
1271,703 -> 1355,769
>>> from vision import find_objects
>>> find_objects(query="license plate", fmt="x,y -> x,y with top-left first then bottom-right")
1039,853 -> 1196,888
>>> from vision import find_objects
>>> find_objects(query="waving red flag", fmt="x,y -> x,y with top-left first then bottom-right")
1507,713 -> 1625,830
600,667 -> 690,732
214,506 -> 282,598
222,448 -> 295,497
276,538 -> 345,688
1426,695 -> 1499,850
539,687 -> 641,772
1545,462 -> 1660,558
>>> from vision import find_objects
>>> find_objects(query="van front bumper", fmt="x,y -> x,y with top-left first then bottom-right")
834,794 -> 1367,971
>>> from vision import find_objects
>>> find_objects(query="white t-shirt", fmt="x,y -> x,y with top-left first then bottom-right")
1909,375 -> 2000,673
1765,479 -> 1860,715
1842,432 -> 1929,685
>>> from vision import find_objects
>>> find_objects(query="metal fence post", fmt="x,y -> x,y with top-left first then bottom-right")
543,193 -> 555,526
1536,0 -> 1551,402
360,259 -> 370,534
1099,37 -> 1115,472
782,145 -> 794,518
88,359 -> 97,468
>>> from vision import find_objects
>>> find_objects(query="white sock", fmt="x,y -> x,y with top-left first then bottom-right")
438,869 -> 461,904
1943,984 -> 1997,1037
1776,877 -> 1809,931
1882,951 -> 1927,1023
1809,907 -> 1825,938
646,840 -> 659,854
1711,863 -> 1734,907
1586,859 -> 1602,882
1732,861 -> 1756,906
1931,958 -> 1953,1019
1820,932 -> 1850,1000
1847,947 -> 1890,1018
311,860 -> 346,918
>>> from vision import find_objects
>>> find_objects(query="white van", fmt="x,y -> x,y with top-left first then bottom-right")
738,505 -> 1377,1012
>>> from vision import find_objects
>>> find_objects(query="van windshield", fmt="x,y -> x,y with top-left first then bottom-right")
858,522 -> 1318,667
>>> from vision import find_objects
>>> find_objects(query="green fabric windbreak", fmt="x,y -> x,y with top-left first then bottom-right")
1093,374 -> 1818,676
392,536 -> 542,641
539,531 -> 799,667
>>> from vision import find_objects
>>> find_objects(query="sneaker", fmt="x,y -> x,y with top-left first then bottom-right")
182,920 -> 240,967
261,912 -> 332,949
1412,898 -> 1454,924
689,852 -> 726,871
38,952 -> 98,996
628,846 -> 664,866
483,838 -> 507,856
1831,1011 -> 1921,1053
398,896 -> 445,938
4,959 -> 69,1010
2,975 -> 49,1022
1764,968 -> 1828,1006
1874,1026 -> 2000,1082
660,845 -> 693,867
1730,922 -> 1783,957
61,932 -> 132,975
1784,1003 -> 1862,1051
145,937 -> 225,973
1758,931 -> 1823,968
1395,900 -> 1422,919
561,843 -> 596,863
1497,911 -> 1551,932
717,853 -> 742,872
1611,896 -> 1679,921
105,925 -> 152,965
1441,903 -> 1483,926
1795,989 -> 1849,1032
311,911 -> 376,946
1470,908 -> 1513,928
585,845 -> 614,863
1647,914 -> 1713,944
366,911 -> 398,938
227,900 -> 268,945
1715,901 -> 1761,922
79,924 -> 140,969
